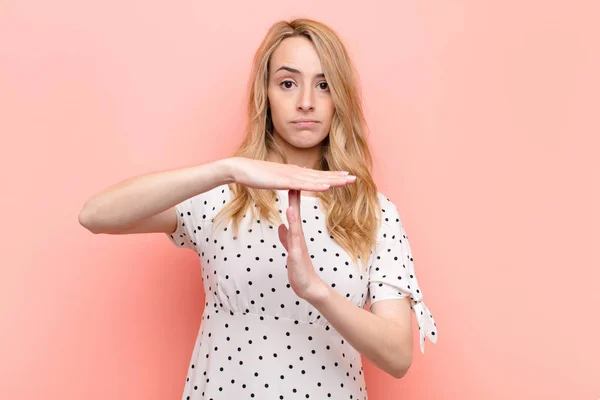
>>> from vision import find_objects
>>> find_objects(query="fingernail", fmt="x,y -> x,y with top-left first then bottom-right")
346,175 -> 357,181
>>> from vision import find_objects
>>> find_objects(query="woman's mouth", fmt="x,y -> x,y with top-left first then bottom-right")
292,120 -> 319,128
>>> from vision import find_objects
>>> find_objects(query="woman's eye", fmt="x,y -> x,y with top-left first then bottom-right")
279,80 -> 329,91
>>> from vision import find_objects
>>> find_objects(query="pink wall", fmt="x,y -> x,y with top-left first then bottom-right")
1,1 -> 598,399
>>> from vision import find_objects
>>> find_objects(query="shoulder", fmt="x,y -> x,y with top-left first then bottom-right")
375,191 -> 399,213
178,183 -> 232,215
376,191 -> 395,207
192,183 -> 232,203
375,191 -> 403,226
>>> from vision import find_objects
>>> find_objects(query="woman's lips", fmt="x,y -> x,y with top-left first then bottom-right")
292,121 -> 319,127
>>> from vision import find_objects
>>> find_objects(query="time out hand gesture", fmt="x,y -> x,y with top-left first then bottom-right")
228,157 -> 357,301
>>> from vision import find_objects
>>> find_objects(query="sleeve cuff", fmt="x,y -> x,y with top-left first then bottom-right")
411,301 -> 438,353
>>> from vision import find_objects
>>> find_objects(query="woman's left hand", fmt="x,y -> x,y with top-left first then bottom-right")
277,189 -> 328,302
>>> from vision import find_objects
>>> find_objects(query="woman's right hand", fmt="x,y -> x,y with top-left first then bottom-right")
226,157 -> 356,192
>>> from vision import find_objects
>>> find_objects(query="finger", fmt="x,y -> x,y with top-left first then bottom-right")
288,189 -> 295,216
295,165 -> 348,177
299,175 -> 354,191
277,223 -> 289,251
288,190 -> 303,248
306,170 -> 350,180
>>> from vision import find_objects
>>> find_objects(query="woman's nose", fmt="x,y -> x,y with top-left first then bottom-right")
297,87 -> 315,111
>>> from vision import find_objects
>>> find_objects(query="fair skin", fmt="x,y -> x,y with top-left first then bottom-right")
268,37 -> 414,378
265,36 -> 335,197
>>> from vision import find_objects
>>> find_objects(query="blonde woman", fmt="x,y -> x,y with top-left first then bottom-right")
79,18 -> 438,400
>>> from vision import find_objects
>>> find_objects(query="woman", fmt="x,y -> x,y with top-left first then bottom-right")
79,18 -> 438,399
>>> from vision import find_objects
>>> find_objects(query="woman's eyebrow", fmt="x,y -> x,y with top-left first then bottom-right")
274,65 -> 325,78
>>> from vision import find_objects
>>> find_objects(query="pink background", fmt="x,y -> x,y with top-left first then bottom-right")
1,1 -> 598,399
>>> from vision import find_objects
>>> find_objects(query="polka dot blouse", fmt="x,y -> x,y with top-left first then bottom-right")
167,184 -> 438,399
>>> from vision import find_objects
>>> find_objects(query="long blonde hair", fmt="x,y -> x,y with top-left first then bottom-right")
212,18 -> 383,273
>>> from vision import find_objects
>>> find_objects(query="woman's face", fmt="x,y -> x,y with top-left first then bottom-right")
267,36 -> 335,167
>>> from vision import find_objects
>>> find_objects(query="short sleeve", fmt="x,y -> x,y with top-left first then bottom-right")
166,197 -> 198,252
369,197 -> 438,353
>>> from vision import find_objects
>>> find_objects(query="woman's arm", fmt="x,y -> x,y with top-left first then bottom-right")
308,285 -> 413,379
78,158 -> 235,234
